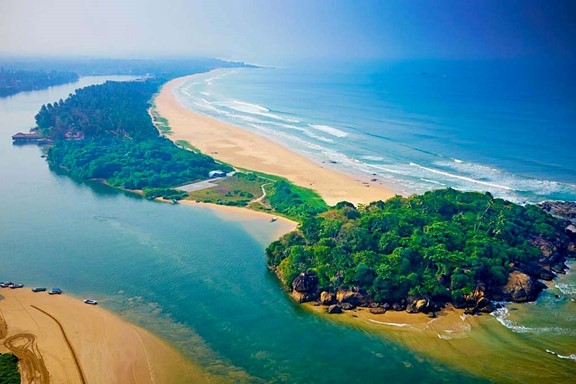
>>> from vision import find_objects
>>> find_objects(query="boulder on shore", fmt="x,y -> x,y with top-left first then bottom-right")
369,307 -> 387,315
327,305 -> 342,314
292,272 -> 318,293
320,291 -> 335,305
336,289 -> 368,306
290,272 -> 319,303
501,271 -> 546,302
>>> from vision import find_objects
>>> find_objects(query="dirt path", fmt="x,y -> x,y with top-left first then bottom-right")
31,305 -> 87,384
3,333 -> 49,384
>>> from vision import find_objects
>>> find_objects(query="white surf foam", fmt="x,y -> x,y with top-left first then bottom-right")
491,307 -> 575,336
360,155 -> 385,161
410,162 -> 514,190
309,124 -> 349,138
555,283 -> 576,295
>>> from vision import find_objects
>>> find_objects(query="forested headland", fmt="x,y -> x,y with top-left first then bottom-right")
0,68 -> 78,97
266,189 -> 574,314
36,79 -> 230,191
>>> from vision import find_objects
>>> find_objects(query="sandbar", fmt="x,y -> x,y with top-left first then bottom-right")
0,289 -> 210,384
154,70 -> 397,207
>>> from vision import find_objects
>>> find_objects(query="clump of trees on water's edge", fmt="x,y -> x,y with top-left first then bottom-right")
36,79 -> 230,190
0,353 -> 20,384
266,189 -> 566,304
0,68 -> 78,97
268,180 -> 328,219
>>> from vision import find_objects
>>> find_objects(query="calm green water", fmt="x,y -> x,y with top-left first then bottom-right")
0,78 -> 488,383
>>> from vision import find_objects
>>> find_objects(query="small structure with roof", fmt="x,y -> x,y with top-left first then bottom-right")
208,170 -> 227,178
12,132 -> 49,144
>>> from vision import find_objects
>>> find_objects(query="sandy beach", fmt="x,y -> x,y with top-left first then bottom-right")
154,71 -> 397,207
0,289 -> 210,384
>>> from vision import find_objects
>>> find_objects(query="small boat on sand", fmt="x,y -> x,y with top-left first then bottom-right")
83,299 -> 98,305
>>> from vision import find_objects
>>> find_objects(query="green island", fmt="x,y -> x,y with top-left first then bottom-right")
266,189 -> 574,314
0,68 -> 78,97
32,73 -> 574,316
33,76 -> 327,221
0,353 -> 20,384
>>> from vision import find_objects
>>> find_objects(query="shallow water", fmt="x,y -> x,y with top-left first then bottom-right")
0,79 -> 487,383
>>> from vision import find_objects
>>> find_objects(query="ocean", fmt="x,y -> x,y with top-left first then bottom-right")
174,61 -> 576,203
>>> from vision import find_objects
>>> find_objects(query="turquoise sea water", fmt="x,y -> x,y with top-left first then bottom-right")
175,62 -> 576,203
0,79 -> 486,383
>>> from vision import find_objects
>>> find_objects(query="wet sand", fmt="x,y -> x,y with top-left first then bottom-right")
0,289 -> 211,384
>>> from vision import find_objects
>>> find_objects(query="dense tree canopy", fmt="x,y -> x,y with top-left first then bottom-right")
38,79 -> 230,190
266,189 -> 566,304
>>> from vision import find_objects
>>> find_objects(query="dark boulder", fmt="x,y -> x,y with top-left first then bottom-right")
327,305 -> 342,314
320,291 -> 335,305
336,289 -> 368,306
292,272 -> 319,292
500,271 -> 546,302
290,272 -> 319,303
369,307 -> 387,315
340,302 -> 356,311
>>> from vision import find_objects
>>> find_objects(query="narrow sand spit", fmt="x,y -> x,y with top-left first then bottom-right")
154,71 -> 397,207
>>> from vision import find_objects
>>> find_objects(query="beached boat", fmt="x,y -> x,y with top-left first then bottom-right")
83,299 -> 98,305
32,287 -> 47,292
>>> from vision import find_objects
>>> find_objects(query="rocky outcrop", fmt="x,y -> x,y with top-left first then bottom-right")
539,201 -> 576,220
290,272 -> 319,303
327,304 -> 342,314
500,271 -> 546,302
336,289 -> 369,306
320,291 -> 335,305
406,298 -> 429,313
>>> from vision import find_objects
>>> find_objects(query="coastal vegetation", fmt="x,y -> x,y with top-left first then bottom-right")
0,68 -> 78,97
0,353 -> 20,384
33,75 -> 327,219
36,79 -> 231,191
266,189 -> 571,311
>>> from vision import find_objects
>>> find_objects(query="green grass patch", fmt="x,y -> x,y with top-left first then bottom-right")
0,354 -> 21,384
187,172 -> 266,207
150,106 -> 172,134
174,140 -> 200,153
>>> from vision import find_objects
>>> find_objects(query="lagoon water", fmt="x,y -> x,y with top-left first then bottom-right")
1,73 -> 575,383
0,79 -> 486,383
176,62 -> 576,203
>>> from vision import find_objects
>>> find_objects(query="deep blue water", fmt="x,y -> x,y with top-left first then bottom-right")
175,61 -> 576,203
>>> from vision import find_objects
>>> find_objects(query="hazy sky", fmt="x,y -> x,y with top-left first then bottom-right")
0,0 -> 574,64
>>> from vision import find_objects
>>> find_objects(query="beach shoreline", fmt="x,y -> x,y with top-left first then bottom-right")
154,70 -> 398,207
0,289 -> 210,384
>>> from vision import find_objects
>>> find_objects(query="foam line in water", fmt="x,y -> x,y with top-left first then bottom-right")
555,283 -> 576,295
309,124 -> 349,138
410,162 -> 514,190
491,307 -> 575,336
367,319 -> 411,328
